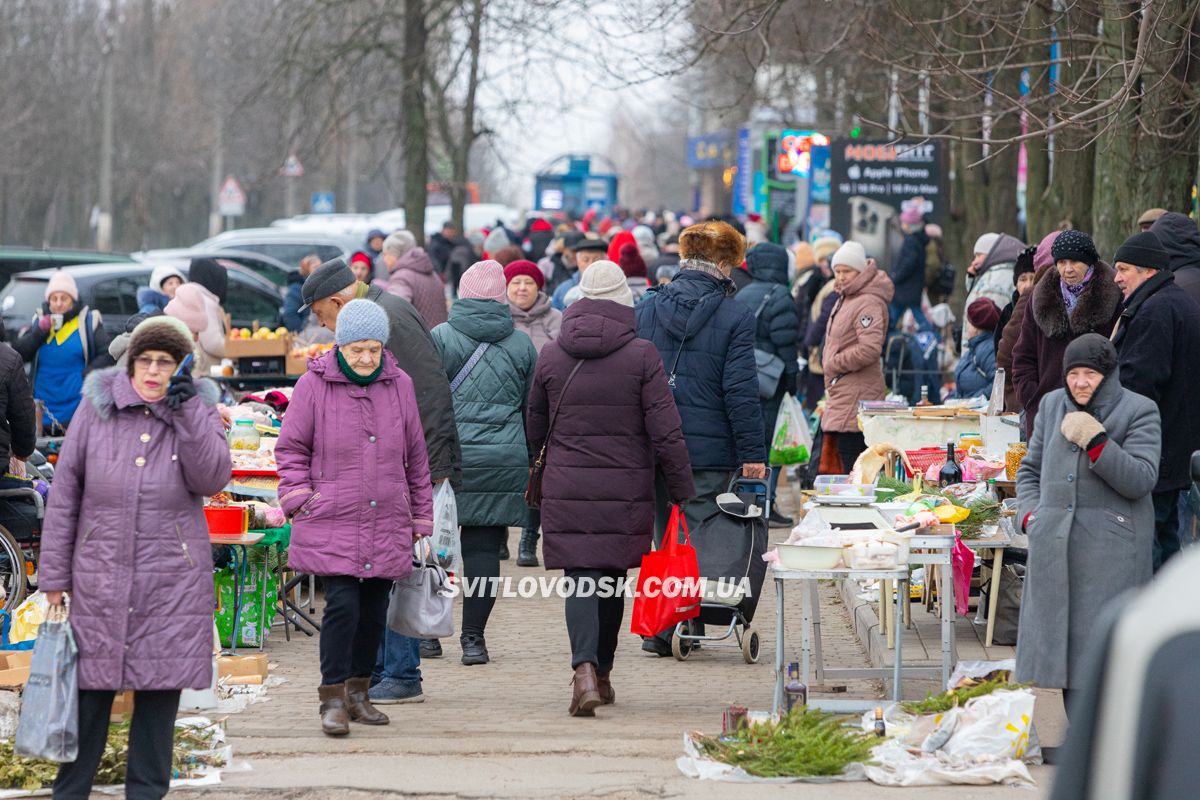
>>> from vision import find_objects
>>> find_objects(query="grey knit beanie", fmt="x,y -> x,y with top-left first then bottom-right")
335,299 -> 390,346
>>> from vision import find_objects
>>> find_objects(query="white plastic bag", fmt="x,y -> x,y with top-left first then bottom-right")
431,481 -> 461,574
769,394 -> 812,466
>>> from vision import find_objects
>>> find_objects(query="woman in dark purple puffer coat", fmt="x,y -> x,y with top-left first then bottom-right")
40,316 -> 231,799
527,261 -> 694,718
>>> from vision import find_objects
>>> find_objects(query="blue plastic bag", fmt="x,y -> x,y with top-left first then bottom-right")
15,611 -> 78,762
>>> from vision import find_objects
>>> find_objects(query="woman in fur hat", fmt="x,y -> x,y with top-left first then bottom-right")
40,316 -> 231,797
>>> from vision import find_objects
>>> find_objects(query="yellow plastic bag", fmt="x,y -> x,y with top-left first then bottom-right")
10,592 -> 49,644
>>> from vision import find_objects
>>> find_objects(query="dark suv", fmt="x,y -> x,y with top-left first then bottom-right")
0,248 -> 130,291
0,261 -> 284,342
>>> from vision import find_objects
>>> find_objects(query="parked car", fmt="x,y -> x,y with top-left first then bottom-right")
134,248 -> 295,288
190,228 -> 357,269
0,248 -> 130,292
0,261 -> 283,342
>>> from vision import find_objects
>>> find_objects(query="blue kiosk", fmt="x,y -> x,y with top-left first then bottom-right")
534,154 -> 619,216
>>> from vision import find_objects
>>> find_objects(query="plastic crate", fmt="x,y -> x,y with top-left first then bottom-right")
205,506 -> 248,536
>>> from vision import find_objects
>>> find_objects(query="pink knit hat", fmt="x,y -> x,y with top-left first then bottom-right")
164,283 -> 210,334
1033,230 -> 1060,271
458,260 -> 507,302
44,270 -> 79,301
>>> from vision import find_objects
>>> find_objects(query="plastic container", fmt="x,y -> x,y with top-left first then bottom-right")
845,540 -> 901,570
228,419 -> 261,451
775,543 -> 844,570
204,506 -> 248,535
812,475 -> 876,505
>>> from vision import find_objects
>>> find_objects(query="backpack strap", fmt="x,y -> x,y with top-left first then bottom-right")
449,341 -> 490,393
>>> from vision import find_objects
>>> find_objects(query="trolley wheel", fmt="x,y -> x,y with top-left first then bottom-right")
671,625 -> 693,661
741,628 -> 760,664
0,525 -> 27,612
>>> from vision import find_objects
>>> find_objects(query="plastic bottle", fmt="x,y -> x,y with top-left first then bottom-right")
916,385 -> 932,406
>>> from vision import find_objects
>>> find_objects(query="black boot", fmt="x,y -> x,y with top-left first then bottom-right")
516,529 -> 540,567
461,633 -> 490,665
420,639 -> 442,659
499,538 -> 510,561
768,509 -> 795,528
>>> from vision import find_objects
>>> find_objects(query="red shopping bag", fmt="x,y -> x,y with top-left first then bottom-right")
630,505 -> 702,636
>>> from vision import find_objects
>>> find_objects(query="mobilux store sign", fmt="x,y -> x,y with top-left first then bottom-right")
829,139 -> 944,239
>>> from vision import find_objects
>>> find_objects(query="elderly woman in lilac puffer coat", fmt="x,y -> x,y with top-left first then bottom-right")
276,299 -> 434,738
39,316 -> 231,800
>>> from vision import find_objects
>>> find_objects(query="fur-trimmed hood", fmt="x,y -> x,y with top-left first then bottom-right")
83,366 -> 220,421
1029,259 -> 1122,339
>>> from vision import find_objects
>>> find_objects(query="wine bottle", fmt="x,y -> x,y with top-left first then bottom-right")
938,441 -> 963,487
784,662 -> 808,712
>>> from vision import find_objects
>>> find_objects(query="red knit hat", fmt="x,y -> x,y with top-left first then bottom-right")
350,251 -> 373,269
530,218 -> 553,232
607,230 -> 637,262
967,297 -> 1001,332
503,259 -> 544,290
617,243 -> 647,279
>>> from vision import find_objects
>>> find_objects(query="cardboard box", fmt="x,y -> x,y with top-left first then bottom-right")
111,689 -> 134,720
218,653 -> 268,682
0,650 -> 32,687
285,351 -> 309,376
225,336 -> 289,358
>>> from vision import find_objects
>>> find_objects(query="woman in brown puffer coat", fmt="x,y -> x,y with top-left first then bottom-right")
821,241 -> 894,470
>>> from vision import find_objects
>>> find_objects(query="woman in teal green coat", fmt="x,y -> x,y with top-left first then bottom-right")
431,260 -> 537,666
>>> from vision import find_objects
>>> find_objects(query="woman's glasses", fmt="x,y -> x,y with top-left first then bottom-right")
134,356 -> 178,372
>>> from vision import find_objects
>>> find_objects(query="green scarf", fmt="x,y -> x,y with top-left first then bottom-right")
337,350 -> 383,385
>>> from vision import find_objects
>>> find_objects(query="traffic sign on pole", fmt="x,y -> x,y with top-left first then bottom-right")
310,192 -> 335,214
218,175 -> 246,217
280,153 -> 305,178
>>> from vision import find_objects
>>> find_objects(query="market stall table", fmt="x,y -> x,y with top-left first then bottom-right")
772,564 -> 907,715
209,530 -> 267,654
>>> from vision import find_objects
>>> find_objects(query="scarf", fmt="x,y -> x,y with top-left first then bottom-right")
679,258 -> 736,295
337,350 -> 382,385
1060,266 -> 1095,315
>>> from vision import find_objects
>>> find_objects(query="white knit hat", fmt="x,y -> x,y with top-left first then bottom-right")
149,264 -> 186,294
973,232 -> 1000,256
831,241 -> 868,272
44,270 -> 79,301
579,260 -> 633,307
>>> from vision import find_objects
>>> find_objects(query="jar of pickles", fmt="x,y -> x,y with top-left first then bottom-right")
228,419 -> 261,451
1005,443 -> 1028,481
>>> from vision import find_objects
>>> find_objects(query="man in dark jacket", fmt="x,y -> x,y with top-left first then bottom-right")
1149,211 -> 1200,309
0,340 -> 36,466
282,254 -> 321,333
426,221 -> 460,276
889,208 -> 931,330
1110,231 -> 1200,571
302,258 -> 462,701
735,243 -> 800,527
635,220 -> 765,656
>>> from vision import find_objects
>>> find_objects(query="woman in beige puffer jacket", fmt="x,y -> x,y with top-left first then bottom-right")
822,241 -> 894,469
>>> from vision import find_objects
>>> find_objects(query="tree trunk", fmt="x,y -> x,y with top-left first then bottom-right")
449,0 -> 484,234
402,0 -> 429,246
1023,2 -> 1052,239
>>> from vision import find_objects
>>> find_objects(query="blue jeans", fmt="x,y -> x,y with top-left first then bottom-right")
373,629 -> 422,685
889,301 -> 930,332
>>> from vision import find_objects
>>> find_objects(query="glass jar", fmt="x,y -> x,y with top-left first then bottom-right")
228,419 -> 261,451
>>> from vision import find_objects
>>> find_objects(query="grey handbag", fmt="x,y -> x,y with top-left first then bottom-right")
386,542 -> 455,639
752,287 -> 785,399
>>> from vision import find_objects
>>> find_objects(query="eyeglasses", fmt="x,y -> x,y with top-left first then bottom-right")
133,356 -> 178,372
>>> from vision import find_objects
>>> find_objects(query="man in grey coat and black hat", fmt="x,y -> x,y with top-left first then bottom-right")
1016,333 -> 1160,714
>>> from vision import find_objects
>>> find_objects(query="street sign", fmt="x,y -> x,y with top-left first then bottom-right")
310,192 -> 335,214
218,175 -> 246,217
280,153 -> 304,178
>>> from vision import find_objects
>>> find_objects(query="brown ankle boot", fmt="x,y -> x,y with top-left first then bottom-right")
596,672 -> 615,705
345,677 -> 390,725
318,684 -> 350,736
569,663 -> 602,717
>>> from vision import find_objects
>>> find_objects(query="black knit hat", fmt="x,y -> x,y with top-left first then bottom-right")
1013,246 -> 1037,286
1062,333 -> 1117,379
1051,230 -> 1099,267
1113,231 -> 1170,271
127,316 -> 194,376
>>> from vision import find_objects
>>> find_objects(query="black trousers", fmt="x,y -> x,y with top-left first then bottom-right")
461,525 -> 506,636
835,430 -> 867,474
1152,489 -> 1183,573
564,568 -> 627,673
526,507 -> 541,533
53,689 -> 181,800
320,575 -> 392,685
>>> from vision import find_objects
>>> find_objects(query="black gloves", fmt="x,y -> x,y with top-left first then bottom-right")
783,372 -> 799,397
165,373 -> 198,410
